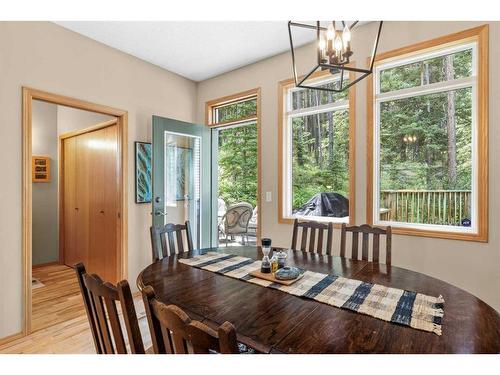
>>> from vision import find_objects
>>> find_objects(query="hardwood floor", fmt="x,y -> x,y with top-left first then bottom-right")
32,264 -> 84,332
0,264 -> 150,354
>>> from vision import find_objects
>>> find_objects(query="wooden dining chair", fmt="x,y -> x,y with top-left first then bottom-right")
340,223 -> 392,265
74,263 -> 145,354
291,218 -> 334,255
141,285 -> 240,354
150,220 -> 193,262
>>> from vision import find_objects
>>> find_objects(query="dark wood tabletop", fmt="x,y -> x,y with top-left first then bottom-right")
137,246 -> 500,354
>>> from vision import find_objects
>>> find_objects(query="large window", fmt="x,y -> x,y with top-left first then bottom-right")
368,26 -> 488,241
279,73 -> 355,224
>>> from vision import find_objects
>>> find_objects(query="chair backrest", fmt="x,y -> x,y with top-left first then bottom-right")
74,263 -> 145,354
249,206 -> 258,225
340,223 -> 392,265
291,219 -> 333,254
141,286 -> 239,354
224,203 -> 253,235
150,220 -> 194,261
218,197 -> 227,213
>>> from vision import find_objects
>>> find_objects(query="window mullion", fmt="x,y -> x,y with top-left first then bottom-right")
375,76 -> 476,103
287,100 -> 349,117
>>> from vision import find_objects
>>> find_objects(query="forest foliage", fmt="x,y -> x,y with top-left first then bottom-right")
379,49 -> 473,193
216,99 -> 258,208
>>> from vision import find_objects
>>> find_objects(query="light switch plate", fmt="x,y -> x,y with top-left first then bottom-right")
265,191 -> 272,202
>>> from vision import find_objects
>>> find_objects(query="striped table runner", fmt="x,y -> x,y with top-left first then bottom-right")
179,252 -> 445,335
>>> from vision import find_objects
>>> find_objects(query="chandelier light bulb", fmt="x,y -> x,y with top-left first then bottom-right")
343,25 -> 351,45
334,34 -> 343,52
327,23 -> 335,40
319,37 -> 326,51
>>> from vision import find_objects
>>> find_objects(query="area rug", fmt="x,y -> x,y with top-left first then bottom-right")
179,252 -> 445,335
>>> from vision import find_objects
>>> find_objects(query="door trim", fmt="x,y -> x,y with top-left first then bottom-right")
22,87 -> 128,336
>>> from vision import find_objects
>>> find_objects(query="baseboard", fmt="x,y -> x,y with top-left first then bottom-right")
32,261 -> 61,269
0,331 -> 25,347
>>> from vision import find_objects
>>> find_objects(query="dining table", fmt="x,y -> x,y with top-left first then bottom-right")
137,246 -> 500,354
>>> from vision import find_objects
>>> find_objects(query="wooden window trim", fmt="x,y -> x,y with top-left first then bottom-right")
367,25 -> 489,242
205,88 -> 262,243
278,69 -> 356,228
206,88 -> 259,128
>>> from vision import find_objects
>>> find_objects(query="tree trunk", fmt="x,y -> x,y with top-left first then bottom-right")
309,90 -> 317,160
423,62 -> 431,112
315,90 -> 322,166
444,55 -> 457,186
327,111 -> 334,169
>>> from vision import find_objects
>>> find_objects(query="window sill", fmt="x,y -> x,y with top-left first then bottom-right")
279,215 -> 350,229
376,224 -> 487,242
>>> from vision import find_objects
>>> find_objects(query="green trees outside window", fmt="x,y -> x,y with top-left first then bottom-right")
376,47 -> 474,226
217,122 -> 258,207
282,76 -> 351,221
214,97 -> 258,208
292,109 -> 349,210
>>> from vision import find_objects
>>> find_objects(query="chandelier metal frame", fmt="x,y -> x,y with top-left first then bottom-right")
288,21 -> 383,92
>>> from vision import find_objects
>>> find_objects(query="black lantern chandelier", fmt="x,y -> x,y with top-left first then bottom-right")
288,21 -> 383,92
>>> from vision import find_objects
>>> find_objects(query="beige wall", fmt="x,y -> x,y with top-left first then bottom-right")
57,105 -> 114,135
0,21 -> 197,338
196,21 -> 500,312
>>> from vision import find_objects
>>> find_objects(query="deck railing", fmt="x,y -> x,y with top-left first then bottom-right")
380,190 -> 471,226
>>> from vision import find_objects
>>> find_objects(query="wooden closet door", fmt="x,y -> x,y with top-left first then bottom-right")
63,124 -> 118,282
75,132 -> 91,266
63,136 -> 78,266
64,132 -> 91,267
103,125 -> 118,283
87,125 -> 118,283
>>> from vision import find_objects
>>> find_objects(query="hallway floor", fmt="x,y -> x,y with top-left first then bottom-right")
0,264 -> 150,354
31,264 -> 84,332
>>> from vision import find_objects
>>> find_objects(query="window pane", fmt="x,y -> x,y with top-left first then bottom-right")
215,98 -> 257,123
379,87 -> 472,226
291,110 -> 349,220
291,79 -> 349,110
217,123 -> 258,207
380,49 -> 473,93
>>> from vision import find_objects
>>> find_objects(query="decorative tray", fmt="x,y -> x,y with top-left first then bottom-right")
249,267 -> 305,286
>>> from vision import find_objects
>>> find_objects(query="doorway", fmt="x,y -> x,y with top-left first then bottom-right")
23,88 -> 128,335
151,89 -> 261,251
211,122 -> 259,246
206,88 -> 262,247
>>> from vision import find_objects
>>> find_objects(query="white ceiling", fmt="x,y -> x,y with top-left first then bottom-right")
55,21 -> 318,82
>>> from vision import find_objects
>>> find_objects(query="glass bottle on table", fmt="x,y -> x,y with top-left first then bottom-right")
276,249 -> 287,269
261,238 -> 272,273
270,252 -> 279,273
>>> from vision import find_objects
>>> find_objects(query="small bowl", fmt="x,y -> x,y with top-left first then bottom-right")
275,266 -> 301,280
